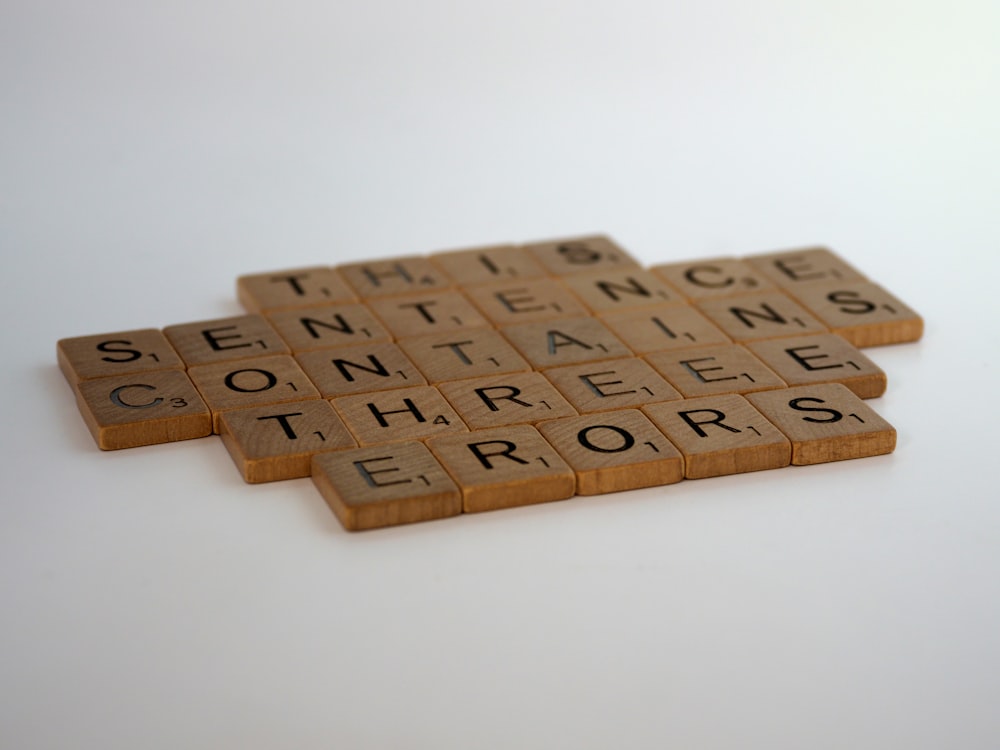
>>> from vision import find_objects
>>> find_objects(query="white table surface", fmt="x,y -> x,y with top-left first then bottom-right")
3,2 -> 999,748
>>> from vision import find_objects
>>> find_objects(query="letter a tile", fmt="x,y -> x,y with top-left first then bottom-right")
746,383 -> 896,465
312,441 -> 462,531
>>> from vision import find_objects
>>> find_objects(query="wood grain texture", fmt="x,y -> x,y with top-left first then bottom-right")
429,244 -> 548,285
218,400 -> 357,483
427,425 -> 575,513
537,409 -> 684,495
265,304 -> 393,352
743,247 -> 866,287
783,280 -> 924,347
187,355 -> 321,433
368,290 -> 491,338
746,383 -> 896,465
236,266 -> 356,313
337,256 -> 451,299
522,234 -> 640,276
294,343 -> 427,398
745,333 -> 887,398
397,329 -> 532,384
436,371 -> 577,429
500,316 -> 633,369
311,441 -> 462,531
58,328 -> 185,385
645,344 -> 787,398
695,291 -> 829,342
642,394 -> 791,479
542,358 -> 682,413
331,385 -> 469,446
600,304 -> 733,354
163,315 -> 289,367
469,278 -> 590,325
650,258 -> 776,300
73,370 -> 212,450
563,269 -> 686,313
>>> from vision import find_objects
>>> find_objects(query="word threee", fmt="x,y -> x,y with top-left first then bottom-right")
59,236 -> 922,531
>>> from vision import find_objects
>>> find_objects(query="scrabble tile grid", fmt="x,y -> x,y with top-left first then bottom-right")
57,236 -> 923,531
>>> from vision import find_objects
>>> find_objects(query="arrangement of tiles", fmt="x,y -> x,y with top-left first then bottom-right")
58,236 -> 923,531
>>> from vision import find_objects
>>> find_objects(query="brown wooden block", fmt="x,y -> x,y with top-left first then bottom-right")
745,334 -> 887,398
163,315 -> 289,367
536,410 -> 684,495
522,234 -> 640,276
218,400 -> 358,483
295,343 -> 427,398
746,384 -> 896,465
743,247 -> 866,287
563,269 -> 686,313
650,258 -> 776,300
397,329 -> 532,383
696,291 -> 829,342
642,394 -> 791,479
58,328 -> 185,385
542,358 -> 683,413
501,317 -> 633,369
331,385 -> 468,446
236,266 -> 356,313
264,303 -> 393,352
367,291 -> 490,338
312,441 -> 462,531
187,355 -> 321,433
73,370 -> 212,450
784,280 -> 923,347
469,278 -> 590,325
337,256 -> 451,299
429,244 -> 548,285
645,344 -> 787,398
437,372 -> 577,429
427,425 -> 575,513
600,304 -> 732,354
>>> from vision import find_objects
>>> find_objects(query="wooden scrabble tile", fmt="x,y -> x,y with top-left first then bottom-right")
645,344 -> 787,398
187,355 -> 321,432
397,329 -> 532,383
745,333 -> 887,398
501,317 -> 633,369
58,328 -> 185,385
642,394 -> 791,479
337,256 -> 451,299
163,315 -> 289,367
312,441 -> 462,531
744,247 -> 866,287
264,303 -> 393,352
650,257 -> 776,300
331,385 -> 468,446
536,410 -> 684,494
73,370 -> 212,450
783,280 -> 923,347
236,266 -> 356,313
427,425 -> 576,513
600,304 -> 733,354
469,278 -> 590,325
367,291 -> 490,338
695,291 -> 829,342
429,244 -> 548,285
542,358 -> 683,413
562,269 -> 686,313
295,343 -> 427,398
436,372 -> 577,429
746,383 -> 896,465
218,400 -> 358,483
522,234 -> 640,276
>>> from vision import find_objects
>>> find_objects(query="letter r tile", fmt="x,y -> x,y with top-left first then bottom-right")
311,441 -> 462,531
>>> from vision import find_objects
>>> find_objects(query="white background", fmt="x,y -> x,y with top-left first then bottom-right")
3,2 -> 999,748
